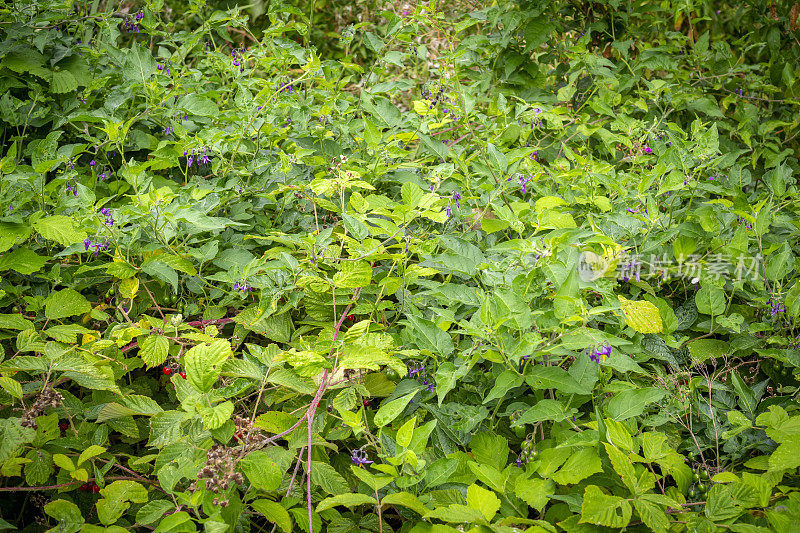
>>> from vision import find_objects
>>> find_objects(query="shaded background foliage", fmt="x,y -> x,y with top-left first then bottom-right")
3,0 -> 800,532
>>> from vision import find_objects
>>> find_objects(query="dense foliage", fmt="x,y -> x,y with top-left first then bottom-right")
3,0 -> 800,531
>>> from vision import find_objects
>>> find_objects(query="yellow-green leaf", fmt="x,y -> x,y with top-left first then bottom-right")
618,296 -> 663,334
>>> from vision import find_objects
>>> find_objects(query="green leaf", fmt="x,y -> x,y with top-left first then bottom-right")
136,500 -> 175,525
0,314 -> 34,331
633,499 -> 670,532
141,261 -> 178,293
606,387 -> 666,421
200,400 -> 234,430
0,247 -> 47,275
552,447 -> 603,485
405,315 -> 453,357
77,445 -> 106,466
96,480 -> 148,526
525,366 -> 590,395
381,492 -> 428,516
687,339 -> 728,362
417,133 -> 449,161
44,500 -> 83,533
123,43 -> 156,85
184,340 -> 231,393
179,94 -> 219,117
240,450 -> 282,491
51,70 -> 78,93
0,377 -> 22,400
466,483 -> 500,522
32,215 -> 86,247
695,284 -> 726,316
332,260 -> 372,288
513,399 -> 577,426
317,493 -> 376,512
374,392 -> 416,427
579,485 -> 632,528
310,461 -> 350,494
251,500 -> 292,533
363,118 -> 381,146
139,335 -> 170,368
486,142 -> 507,173
483,370 -> 523,404
514,476 -> 553,512
618,296 -> 663,333
44,288 -> 91,320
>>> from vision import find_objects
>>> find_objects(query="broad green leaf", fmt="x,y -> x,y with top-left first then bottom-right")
525,366 -> 590,395
579,485 -> 632,528
184,340 -> 231,393
332,260 -> 372,288
32,215 -> 86,247
606,387 -> 666,421
374,392 -> 416,427
618,296 -> 663,334
252,499 -> 292,533
514,476 -> 553,512
381,492 -> 428,516
316,493 -> 376,512
466,483 -> 500,522
139,335 -> 170,368
0,247 -> 47,275
695,284 -> 726,316
44,288 -> 91,320
240,450 -> 282,491
513,399 -> 577,426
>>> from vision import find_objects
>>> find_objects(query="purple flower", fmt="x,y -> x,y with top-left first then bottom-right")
164,125 -> 172,136
84,238 -> 92,250
643,146 -> 652,154
588,343 -> 612,363
423,379 -> 435,392
8,202 -> 12,211
769,298 -> 786,316
66,183 -> 77,196
100,208 -> 111,217
188,155 -> 194,168
408,364 -> 424,377
90,160 -> 95,166
351,449 -> 373,466
99,171 -> 108,180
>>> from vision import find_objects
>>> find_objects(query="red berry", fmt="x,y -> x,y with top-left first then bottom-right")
180,371 -> 187,379
363,399 -> 371,407
347,314 -> 354,321
92,483 -> 100,493
162,367 -> 172,375
59,421 -> 69,432
80,483 -> 89,492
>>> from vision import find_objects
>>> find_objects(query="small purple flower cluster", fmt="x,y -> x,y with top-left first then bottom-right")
737,217 -> 753,230
508,173 -> 533,193
588,342 -> 612,363
100,208 -> 114,227
421,85 -> 459,121
66,181 -> 78,196
736,88 -> 744,97
184,147 -> 211,168
157,63 -> 171,76
83,238 -> 110,257
122,11 -> 144,33
408,364 -> 424,377
164,125 -> 173,136
98,169 -> 109,180
231,47 -> 246,73
77,95 -> 87,104
351,449 -> 373,466
277,77 -> 295,94
643,145 -> 652,154
444,192 -> 461,218
768,298 -> 786,317
233,281 -> 253,293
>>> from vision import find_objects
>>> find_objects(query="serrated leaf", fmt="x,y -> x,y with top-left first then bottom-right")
51,70 -> 77,93
0,247 -> 47,275
44,289 -> 91,320
251,500 -> 292,533
580,485 -> 632,528
139,335 -> 170,368
32,215 -> 86,247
